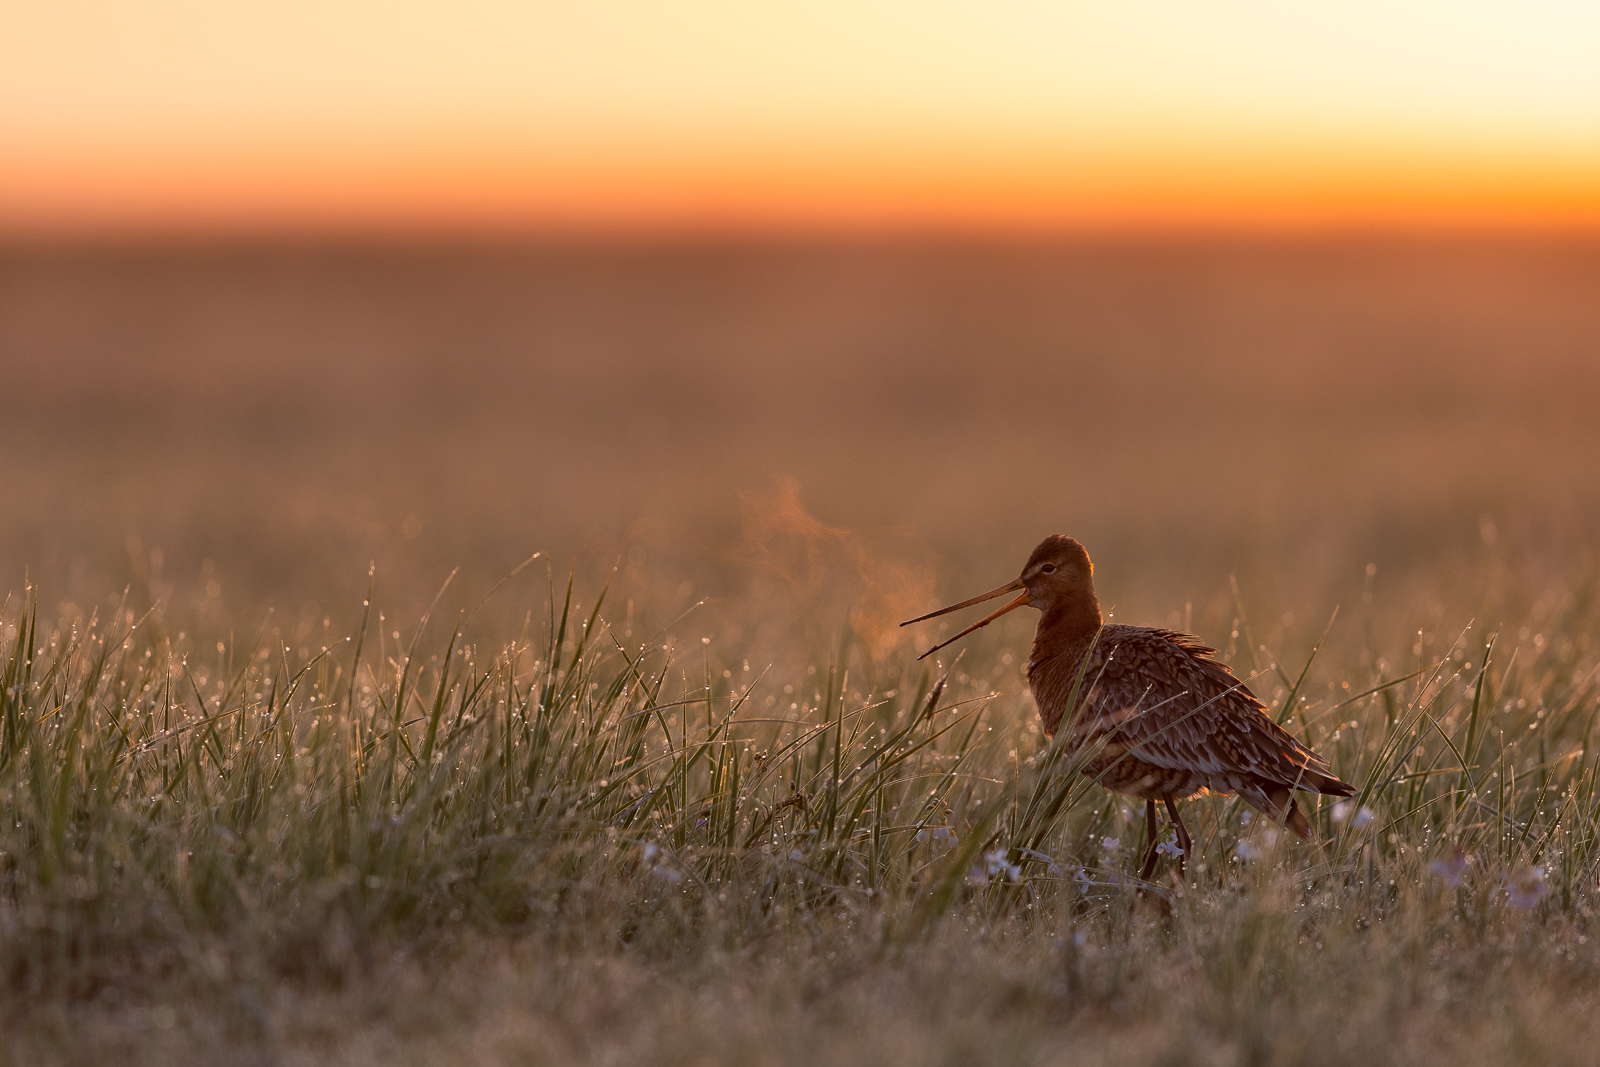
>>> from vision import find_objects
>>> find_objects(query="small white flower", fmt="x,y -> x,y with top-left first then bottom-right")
641,843 -> 660,863
1100,837 -> 1120,850
1430,848 -> 1470,887
1351,807 -> 1375,829
1234,839 -> 1262,861
1331,801 -> 1353,824
789,849 -> 803,862
1506,866 -> 1548,908
915,829 -> 929,843
1156,839 -> 1185,857
1006,863 -> 1023,882
931,827 -> 952,840
652,865 -> 682,883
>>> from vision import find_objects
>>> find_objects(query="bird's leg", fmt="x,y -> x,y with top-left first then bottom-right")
1163,796 -> 1192,879
1137,799 -> 1160,882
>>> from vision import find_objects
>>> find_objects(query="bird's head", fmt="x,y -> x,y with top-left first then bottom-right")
1017,534 -> 1094,612
901,535 -> 1096,660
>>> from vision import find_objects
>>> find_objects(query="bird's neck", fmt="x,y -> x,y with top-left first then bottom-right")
1034,590 -> 1103,653
1027,591 -> 1105,737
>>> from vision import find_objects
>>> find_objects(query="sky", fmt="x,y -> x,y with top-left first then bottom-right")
4,0 -> 1600,233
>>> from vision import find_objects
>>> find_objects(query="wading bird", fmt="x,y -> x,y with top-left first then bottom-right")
902,535 -> 1354,883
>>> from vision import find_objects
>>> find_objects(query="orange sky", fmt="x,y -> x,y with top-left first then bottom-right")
5,1 -> 1599,234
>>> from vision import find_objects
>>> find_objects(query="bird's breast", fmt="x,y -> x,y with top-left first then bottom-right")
1026,646 -> 1096,736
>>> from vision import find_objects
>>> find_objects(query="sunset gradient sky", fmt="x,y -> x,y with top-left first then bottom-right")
5,0 -> 1599,233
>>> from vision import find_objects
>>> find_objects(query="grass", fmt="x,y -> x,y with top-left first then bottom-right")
3,554 -> 1598,1065
5,236 -> 1600,1064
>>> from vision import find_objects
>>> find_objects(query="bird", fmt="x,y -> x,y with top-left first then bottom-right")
901,534 -> 1354,883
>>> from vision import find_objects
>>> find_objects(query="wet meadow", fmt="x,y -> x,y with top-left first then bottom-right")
2,236 -> 1600,1064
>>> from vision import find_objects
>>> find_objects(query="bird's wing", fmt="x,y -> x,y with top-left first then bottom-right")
1066,627 -> 1338,789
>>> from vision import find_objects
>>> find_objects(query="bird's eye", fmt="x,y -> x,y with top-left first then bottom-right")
1040,563 -> 1057,575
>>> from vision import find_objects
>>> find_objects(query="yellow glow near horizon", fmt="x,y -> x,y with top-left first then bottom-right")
4,1 -> 1599,232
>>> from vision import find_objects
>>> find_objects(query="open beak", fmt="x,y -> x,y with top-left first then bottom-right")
900,577 -> 1030,661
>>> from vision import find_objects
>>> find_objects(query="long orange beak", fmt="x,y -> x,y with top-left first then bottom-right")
901,577 -> 1030,661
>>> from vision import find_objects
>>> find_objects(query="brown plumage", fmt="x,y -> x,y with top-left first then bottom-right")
902,534 -> 1355,882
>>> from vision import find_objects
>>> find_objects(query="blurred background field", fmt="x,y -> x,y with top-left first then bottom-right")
3,236 -> 1600,1064
5,235 -> 1599,662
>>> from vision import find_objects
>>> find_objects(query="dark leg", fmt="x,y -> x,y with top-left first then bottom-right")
1137,799 -> 1160,882
1163,797 -> 1192,879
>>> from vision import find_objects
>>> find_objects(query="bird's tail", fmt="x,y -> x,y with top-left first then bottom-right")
1265,788 -> 1314,840
1246,768 -> 1356,841
1307,767 -> 1357,798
